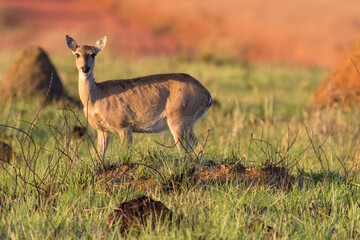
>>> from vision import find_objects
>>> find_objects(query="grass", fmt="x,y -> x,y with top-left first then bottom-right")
1,52 -> 360,239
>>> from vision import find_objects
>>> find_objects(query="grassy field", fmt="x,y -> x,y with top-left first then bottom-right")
1,53 -> 360,239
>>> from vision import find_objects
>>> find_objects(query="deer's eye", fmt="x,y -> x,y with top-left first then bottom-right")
75,53 -> 80,58
90,52 -> 96,58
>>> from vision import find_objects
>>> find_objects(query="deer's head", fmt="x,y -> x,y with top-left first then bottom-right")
66,35 -> 106,76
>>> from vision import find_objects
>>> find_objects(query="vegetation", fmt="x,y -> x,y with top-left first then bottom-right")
0,53 -> 360,239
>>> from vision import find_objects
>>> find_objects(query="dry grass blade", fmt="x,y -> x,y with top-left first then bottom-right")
350,58 -> 360,78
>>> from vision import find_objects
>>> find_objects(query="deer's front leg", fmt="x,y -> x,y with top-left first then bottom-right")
97,130 -> 112,159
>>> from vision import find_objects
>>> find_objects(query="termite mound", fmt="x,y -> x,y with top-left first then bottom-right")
312,33 -> 360,108
0,46 -> 64,102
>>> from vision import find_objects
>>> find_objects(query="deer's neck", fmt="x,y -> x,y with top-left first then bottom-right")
78,72 -> 98,108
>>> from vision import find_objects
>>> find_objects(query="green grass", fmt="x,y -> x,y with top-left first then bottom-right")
1,52 -> 360,239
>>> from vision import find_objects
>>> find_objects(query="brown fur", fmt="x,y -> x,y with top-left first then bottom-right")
66,35 -> 212,158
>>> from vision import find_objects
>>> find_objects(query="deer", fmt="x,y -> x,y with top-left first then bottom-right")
66,35 -> 212,159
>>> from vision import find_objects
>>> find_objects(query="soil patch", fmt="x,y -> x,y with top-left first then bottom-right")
97,163 -> 294,192
200,164 -> 294,191
248,218 -> 275,235
0,142 -> 12,163
68,126 -> 86,138
97,164 -> 157,192
108,195 -> 174,234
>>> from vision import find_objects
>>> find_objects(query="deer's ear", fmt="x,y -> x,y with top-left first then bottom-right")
66,35 -> 78,52
95,36 -> 106,53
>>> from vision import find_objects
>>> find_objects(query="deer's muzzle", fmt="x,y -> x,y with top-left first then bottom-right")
81,66 -> 90,73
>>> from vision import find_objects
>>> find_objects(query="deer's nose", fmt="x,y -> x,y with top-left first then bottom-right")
81,66 -> 90,73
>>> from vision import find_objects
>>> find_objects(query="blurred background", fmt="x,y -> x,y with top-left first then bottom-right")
1,0 -> 360,67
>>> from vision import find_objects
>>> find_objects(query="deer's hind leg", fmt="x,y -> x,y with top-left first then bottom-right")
116,127 -> 133,147
167,118 -> 198,152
